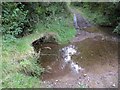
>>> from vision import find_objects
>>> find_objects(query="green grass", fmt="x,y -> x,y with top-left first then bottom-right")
2,32 -> 45,88
2,73 -> 41,88
2,15 -> 76,88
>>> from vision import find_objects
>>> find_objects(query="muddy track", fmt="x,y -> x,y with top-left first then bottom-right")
40,9 -> 118,88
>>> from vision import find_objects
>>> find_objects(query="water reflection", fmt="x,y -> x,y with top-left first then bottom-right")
40,44 -> 83,80
61,45 -> 83,73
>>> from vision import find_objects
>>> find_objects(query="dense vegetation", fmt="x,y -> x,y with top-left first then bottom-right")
2,2 -> 70,38
71,2 -> 120,34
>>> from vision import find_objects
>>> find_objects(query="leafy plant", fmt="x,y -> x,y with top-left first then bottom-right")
2,3 -> 30,37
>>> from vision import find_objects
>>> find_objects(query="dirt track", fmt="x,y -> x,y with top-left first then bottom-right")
40,10 -> 118,88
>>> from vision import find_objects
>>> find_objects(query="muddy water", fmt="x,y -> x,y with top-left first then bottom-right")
73,38 -> 118,74
39,27 -> 118,88
40,44 -> 81,80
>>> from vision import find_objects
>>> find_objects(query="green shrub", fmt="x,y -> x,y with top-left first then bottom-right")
2,2 -> 69,39
2,3 -> 31,37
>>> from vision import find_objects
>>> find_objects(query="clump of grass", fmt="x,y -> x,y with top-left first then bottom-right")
19,56 -> 44,77
2,53 -> 44,88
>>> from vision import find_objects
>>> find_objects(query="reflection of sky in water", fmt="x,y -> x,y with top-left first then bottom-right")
61,45 -> 84,73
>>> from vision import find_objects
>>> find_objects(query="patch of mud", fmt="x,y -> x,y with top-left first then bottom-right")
72,27 -> 118,43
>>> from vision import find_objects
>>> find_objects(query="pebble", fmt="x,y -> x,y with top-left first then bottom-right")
87,77 -> 90,81
102,37 -> 104,40
96,81 -> 100,84
47,66 -> 52,70
56,80 -> 59,82
83,74 -> 87,77
91,54 -> 93,56
112,83 -> 116,87
78,82 -> 81,85
79,77 -> 81,79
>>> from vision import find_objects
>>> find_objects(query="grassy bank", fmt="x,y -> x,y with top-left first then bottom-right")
2,15 -> 76,88
35,15 -> 76,43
